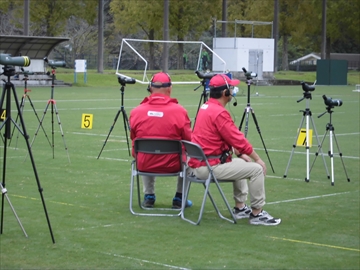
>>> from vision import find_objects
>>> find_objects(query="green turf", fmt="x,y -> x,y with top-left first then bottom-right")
0,74 -> 359,269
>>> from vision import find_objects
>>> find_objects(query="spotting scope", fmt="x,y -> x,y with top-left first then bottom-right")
44,56 -> 66,68
0,54 -> 31,67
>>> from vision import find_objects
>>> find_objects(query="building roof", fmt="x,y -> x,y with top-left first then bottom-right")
0,35 -> 69,59
290,52 -> 360,65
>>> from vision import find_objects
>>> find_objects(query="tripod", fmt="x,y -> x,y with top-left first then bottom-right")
30,67 -> 70,162
193,78 -> 209,129
9,72 -> 51,149
284,85 -> 329,182
97,77 -> 131,159
0,65 -> 55,243
310,106 -> 350,185
238,77 -> 275,173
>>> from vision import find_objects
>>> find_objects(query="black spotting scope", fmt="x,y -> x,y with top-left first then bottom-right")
242,67 -> 257,79
44,56 -> 66,68
118,75 -> 136,85
323,95 -> 343,107
195,70 -> 217,79
301,81 -> 315,92
0,53 -> 31,67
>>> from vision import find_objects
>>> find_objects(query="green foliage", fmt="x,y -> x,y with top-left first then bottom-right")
29,0 -> 98,36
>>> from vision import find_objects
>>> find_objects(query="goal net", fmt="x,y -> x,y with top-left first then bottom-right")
115,38 -> 227,85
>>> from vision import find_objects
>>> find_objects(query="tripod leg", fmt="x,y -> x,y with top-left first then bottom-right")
284,115 -> 306,178
97,109 -> 122,159
239,107 -> 250,137
28,95 -> 52,147
332,131 -> 350,183
1,184 -> 28,237
53,104 -> 71,163
250,109 -> 275,173
309,116 -> 330,179
12,85 -> 55,243
121,108 -> 131,156
310,129 -> 328,175
8,94 -> 25,147
193,92 -> 205,130
30,102 -> 51,148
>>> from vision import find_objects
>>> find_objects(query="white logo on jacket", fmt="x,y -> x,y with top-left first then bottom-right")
147,111 -> 164,117
200,104 -> 208,109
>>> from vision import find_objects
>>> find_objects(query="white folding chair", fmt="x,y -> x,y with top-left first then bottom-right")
129,138 -> 184,216
181,140 -> 237,225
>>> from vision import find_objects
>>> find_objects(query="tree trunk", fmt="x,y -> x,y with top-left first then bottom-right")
282,35 -> 289,70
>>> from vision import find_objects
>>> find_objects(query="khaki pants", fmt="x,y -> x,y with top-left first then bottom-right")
192,158 -> 265,209
142,175 -> 183,195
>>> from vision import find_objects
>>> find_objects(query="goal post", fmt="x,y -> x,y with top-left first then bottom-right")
115,38 -> 227,85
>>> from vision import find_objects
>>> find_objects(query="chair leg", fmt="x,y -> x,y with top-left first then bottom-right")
213,181 -> 237,223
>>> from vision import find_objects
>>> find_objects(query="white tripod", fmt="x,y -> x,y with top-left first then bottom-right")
284,82 -> 329,182
310,102 -> 350,185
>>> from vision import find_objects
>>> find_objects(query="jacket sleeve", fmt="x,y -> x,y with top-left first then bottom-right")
181,109 -> 192,141
215,111 -> 253,155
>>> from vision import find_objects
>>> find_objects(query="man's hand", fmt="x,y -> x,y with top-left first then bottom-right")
255,158 -> 267,176
240,154 -> 252,162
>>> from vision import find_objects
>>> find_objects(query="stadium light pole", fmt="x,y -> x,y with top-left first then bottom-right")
162,0 -> 169,72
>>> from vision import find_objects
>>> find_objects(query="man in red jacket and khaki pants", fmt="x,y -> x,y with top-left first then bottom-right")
189,74 -> 281,226
130,72 -> 193,209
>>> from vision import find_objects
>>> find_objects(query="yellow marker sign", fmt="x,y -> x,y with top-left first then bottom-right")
0,109 -> 6,121
296,128 -> 313,147
81,113 -> 93,129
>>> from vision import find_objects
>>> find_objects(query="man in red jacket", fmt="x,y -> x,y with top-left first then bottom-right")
189,74 -> 281,226
130,72 -> 192,209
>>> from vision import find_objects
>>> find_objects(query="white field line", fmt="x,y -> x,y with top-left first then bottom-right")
100,252 -> 191,270
267,191 -> 353,205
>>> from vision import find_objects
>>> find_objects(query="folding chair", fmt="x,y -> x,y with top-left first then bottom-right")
181,140 -> 237,225
129,138 -> 184,216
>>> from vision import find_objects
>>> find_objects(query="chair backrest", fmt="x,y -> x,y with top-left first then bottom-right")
181,140 -> 211,169
134,138 -> 183,173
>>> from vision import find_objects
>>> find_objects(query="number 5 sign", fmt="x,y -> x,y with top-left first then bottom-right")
81,113 -> 93,129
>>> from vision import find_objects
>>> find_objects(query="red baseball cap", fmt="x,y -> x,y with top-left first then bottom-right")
151,72 -> 172,88
209,74 -> 240,89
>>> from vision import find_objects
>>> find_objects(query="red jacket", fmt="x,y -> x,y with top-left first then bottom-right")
189,98 -> 253,168
130,93 -> 191,173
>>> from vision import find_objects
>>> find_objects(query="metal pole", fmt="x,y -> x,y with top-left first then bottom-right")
97,0 -> 104,73
24,0 -> 30,35
321,0 -> 327,59
162,0 -> 169,72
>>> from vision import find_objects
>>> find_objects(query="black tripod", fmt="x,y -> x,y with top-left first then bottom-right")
30,66 -> 70,162
193,70 -> 216,129
9,70 -> 51,149
310,103 -> 350,186
0,65 -> 55,243
284,83 -> 329,182
238,77 -> 275,173
97,76 -> 133,159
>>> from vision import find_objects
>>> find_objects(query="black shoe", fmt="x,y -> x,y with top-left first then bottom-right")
172,197 -> 193,209
142,194 -> 156,208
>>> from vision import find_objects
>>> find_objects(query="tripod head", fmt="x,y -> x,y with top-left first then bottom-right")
1,65 -> 16,78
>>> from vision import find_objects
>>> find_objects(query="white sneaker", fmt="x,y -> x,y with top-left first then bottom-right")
232,205 -> 251,219
249,210 -> 281,226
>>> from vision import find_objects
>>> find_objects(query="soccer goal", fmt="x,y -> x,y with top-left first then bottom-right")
115,38 -> 227,85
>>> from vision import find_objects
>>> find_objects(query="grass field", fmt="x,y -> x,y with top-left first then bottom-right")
0,70 -> 359,269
